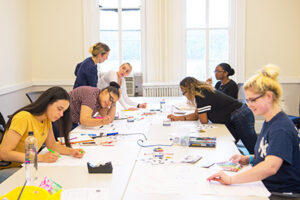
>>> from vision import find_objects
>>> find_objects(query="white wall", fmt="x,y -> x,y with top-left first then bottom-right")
0,0 -> 31,93
29,0 -> 84,84
245,0 -> 300,81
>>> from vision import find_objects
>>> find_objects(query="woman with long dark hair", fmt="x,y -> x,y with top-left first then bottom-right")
0,87 -> 85,182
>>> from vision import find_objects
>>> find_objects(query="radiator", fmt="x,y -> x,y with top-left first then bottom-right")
143,83 -> 181,97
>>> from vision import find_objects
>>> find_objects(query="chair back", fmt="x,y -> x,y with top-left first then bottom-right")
0,112 -> 6,144
25,91 -> 44,103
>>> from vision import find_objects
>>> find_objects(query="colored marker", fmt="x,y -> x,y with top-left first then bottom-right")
81,133 -> 97,137
95,116 -> 104,119
80,150 -> 84,154
106,132 -> 118,136
70,137 -> 78,140
48,148 -> 61,158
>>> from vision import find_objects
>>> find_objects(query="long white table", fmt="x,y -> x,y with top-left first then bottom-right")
0,97 -> 270,200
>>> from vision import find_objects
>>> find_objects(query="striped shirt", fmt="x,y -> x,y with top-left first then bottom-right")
196,90 -> 242,124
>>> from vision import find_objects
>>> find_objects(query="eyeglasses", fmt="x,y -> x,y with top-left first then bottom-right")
108,92 -> 115,104
246,94 -> 265,104
214,70 -> 225,73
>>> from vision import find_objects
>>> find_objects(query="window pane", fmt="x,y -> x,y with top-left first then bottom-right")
209,0 -> 229,28
122,31 -> 141,72
122,0 -> 141,8
209,30 -> 228,60
122,10 -> 140,30
99,30 -> 119,72
186,30 -> 206,81
186,0 -> 205,28
98,0 -> 118,8
99,10 -> 118,30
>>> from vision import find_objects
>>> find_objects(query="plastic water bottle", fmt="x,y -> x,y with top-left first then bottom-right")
160,99 -> 166,112
25,131 -> 38,185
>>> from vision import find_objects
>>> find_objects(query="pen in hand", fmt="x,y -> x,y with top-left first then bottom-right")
48,148 -> 61,158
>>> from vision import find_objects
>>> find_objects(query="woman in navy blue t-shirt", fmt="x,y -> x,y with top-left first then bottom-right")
208,65 -> 300,196
73,42 -> 110,89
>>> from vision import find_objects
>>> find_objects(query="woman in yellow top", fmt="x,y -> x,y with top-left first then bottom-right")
0,87 -> 85,183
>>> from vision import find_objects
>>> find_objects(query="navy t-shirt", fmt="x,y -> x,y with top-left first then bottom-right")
253,111 -> 300,193
73,57 -> 98,89
195,90 -> 242,124
215,79 -> 238,99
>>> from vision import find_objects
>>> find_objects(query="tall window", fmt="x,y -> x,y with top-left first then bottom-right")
186,0 -> 230,82
98,0 -> 142,73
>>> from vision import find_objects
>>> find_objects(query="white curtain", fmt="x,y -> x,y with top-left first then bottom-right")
82,0 -> 99,58
143,0 -> 186,83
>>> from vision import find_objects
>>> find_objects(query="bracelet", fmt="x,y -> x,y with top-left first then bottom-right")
184,116 -> 186,121
249,155 -> 254,165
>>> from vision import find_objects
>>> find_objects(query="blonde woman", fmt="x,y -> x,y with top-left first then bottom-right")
207,65 -> 300,197
98,63 -> 147,110
73,42 -> 110,89
167,77 -> 257,154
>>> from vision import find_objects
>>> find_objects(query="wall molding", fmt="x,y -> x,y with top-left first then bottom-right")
0,80 -> 75,96
0,81 -> 32,96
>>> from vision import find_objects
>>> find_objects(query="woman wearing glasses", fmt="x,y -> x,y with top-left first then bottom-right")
167,77 -> 257,154
69,82 -> 120,128
98,63 -> 147,110
208,65 -> 300,198
207,63 -> 238,99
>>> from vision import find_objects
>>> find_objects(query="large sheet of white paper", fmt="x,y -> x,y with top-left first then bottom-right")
127,164 -> 270,197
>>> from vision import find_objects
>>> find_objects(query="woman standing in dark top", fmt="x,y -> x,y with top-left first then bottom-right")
207,63 -> 239,99
73,42 -> 110,89
168,77 -> 257,154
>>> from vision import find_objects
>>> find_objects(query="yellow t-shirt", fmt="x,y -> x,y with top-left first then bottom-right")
0,111 -> 51,168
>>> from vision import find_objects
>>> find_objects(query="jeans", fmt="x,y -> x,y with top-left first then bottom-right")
0,167 -> 21,184
226,104 -> 257,154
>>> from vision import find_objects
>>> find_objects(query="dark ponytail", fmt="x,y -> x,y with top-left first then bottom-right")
219,63 -> 235,76
102,81 -> 121,97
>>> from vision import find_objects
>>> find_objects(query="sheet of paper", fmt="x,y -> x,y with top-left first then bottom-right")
61,188 -> 109,200
38,144 -> 139,166
128,165 -> 270,197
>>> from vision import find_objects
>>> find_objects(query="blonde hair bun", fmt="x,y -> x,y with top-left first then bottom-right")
262,64 -> 280,81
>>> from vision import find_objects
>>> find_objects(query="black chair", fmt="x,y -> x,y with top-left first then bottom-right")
25,91 -> 44,103
0,112 -> 12,167
288,101 -> 300,129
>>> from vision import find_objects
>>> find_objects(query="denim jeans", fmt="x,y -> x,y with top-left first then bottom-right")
225,104 -> 257,154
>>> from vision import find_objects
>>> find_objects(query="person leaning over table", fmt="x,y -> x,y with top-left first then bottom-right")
98,62 -> 147,110
0,87 -> 85,183
207,65 -> 300,198
69,82 -> 120,129
167,76 -> 257,154
73,42 -> 110,89
206,63 -> 239,99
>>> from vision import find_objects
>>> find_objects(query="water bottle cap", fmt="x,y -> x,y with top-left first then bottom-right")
28,131 -> 34,136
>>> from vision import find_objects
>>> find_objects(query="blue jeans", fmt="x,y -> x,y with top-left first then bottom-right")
225,104 -> 257,154
0,167 -> 21,183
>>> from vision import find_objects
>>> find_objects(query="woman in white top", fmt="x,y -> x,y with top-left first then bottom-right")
98,63 -> 147,110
